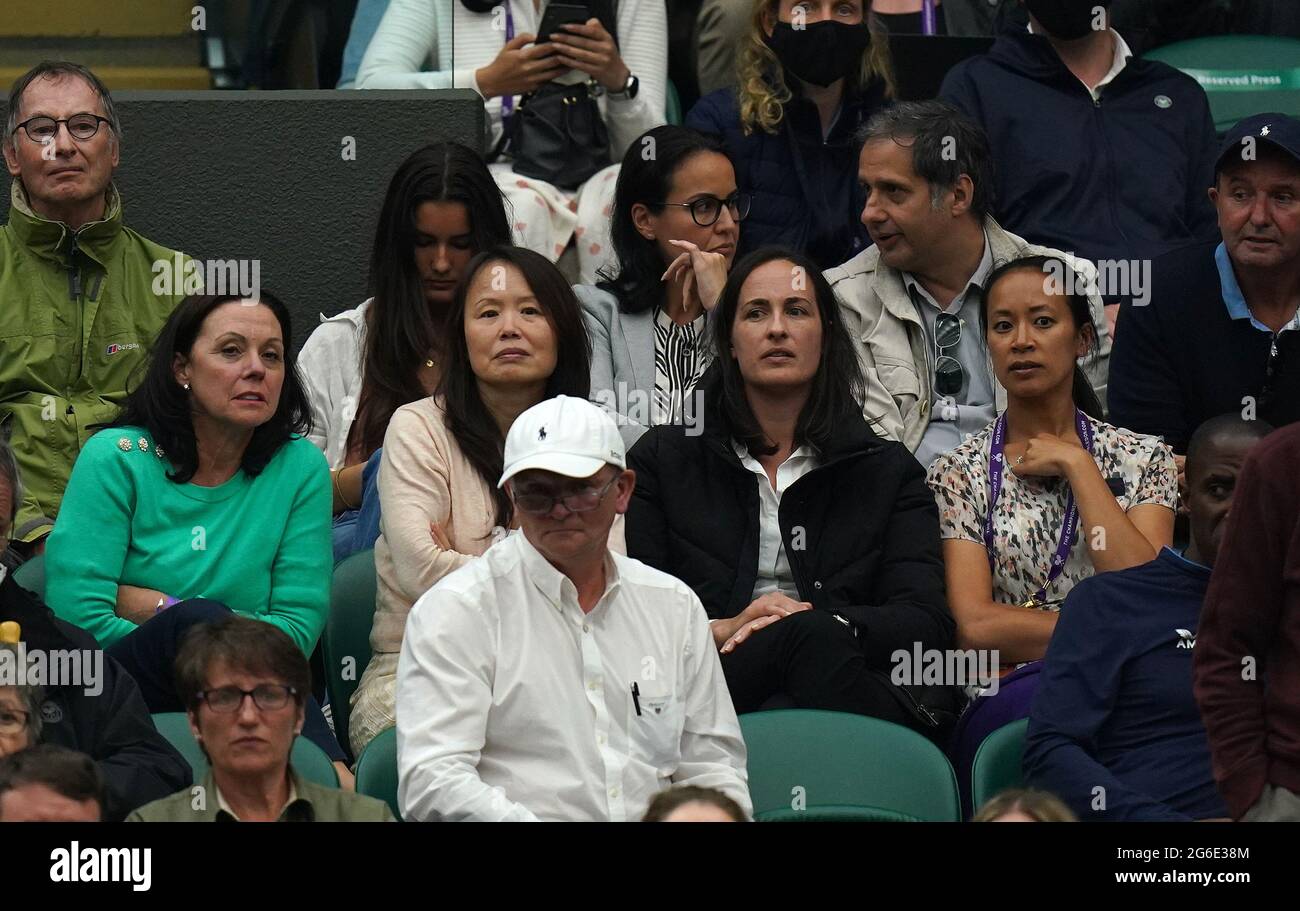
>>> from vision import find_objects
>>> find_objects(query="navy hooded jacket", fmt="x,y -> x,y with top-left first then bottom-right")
686,77 -> 887,270
940,30 -> 1219,269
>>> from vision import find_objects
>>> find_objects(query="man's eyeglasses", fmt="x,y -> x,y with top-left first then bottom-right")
12,113 -> 113,143
934,311 -> 965,397
656,191 -> 752,227
0,708 -> 30,735
197,684 -> 298,714
513,475 -> 619,516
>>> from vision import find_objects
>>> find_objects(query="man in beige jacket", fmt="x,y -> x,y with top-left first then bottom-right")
825,101 -> 1110,466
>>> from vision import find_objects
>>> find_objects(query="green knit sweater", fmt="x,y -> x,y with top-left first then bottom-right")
44,427 -> 332,653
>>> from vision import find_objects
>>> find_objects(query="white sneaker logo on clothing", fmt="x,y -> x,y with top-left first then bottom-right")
1174,628 -> 1196,649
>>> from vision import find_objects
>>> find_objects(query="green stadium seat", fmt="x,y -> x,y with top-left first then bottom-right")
355,725 -> 400,820
1144,36 -> 1300,132
739,709 -> 961,822
666,77 -> 683,126
151,711 -> 340,789
970,717 -> 1029,814
12,553 -> 45,599
324,548 -> 377,760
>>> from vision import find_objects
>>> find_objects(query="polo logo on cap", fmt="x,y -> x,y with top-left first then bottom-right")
1154,95 -> 1171,109
538,427 -> 547,441
1262,125 -> 1272,136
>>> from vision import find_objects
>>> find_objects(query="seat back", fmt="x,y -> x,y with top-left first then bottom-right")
325,548 -> 377,759
666,77 -> 683,125
1144,36 -> 1300,132
355,725 -> 400,820
739,709 -> 961,822
151,711 -> 339,789
970,717 -> 1029,814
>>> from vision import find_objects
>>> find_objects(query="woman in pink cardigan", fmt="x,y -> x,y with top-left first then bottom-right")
349,246 -> 596,756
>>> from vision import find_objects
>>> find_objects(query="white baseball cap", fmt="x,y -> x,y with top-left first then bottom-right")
498,395 -> 626,488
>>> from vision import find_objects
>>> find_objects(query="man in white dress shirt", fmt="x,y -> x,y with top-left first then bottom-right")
395,395 -> 750,821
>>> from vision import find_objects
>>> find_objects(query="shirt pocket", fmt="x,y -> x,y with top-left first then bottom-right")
629,690 -> 684,774
875,359 -> 922,415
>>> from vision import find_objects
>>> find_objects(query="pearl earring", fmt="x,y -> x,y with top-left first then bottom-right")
182,383 -> 190,391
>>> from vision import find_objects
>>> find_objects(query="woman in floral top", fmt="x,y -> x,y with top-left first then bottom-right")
926,255 -> 1177,814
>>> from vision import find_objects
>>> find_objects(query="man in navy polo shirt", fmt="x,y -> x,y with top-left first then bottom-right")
1023,414 -> 1272,821
1109,113 -> 1300,473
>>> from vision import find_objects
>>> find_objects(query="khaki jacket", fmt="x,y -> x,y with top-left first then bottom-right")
824,217 -> 1111,452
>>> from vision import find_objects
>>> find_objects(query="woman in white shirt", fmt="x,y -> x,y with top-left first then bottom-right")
354,0 -> 668,284
297,142 -> 511,561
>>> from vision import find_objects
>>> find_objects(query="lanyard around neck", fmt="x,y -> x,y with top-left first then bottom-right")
983,409 -> 1094,606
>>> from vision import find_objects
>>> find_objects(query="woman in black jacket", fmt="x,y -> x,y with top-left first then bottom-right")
626,246 -> 953,730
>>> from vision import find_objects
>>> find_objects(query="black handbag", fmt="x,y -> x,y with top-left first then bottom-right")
494,79 -> 612,189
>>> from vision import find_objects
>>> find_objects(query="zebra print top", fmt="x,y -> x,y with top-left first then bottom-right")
652,307 -> 711,427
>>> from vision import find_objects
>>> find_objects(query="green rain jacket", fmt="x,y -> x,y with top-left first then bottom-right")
0,181 -> 188,541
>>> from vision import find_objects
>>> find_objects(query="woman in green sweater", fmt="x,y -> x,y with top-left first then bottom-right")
43,292 -> 341,764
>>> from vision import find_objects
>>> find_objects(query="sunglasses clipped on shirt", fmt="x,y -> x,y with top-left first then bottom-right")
933,311 -> 965,397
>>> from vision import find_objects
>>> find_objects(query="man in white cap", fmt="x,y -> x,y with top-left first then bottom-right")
394,395 -> 750,822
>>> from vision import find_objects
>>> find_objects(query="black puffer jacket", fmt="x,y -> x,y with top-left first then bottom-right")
625,377 -> 953,671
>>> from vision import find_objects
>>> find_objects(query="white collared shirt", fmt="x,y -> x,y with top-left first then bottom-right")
395,531 -> 750,822
297,299 -> 370,469
732,441 -> 820,601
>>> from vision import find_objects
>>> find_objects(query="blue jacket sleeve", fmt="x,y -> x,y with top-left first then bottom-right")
685,89 -> 732,136
1024,578 -> 1191,821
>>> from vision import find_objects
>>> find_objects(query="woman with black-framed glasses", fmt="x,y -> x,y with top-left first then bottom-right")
129,616 -> 395,822
576,125 -> 746,448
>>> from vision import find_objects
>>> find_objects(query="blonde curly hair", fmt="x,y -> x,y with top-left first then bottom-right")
737,0 -> 897,136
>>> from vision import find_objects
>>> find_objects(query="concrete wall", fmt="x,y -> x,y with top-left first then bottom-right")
2,89 -> 487,350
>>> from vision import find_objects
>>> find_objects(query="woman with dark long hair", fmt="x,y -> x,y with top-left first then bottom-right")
297,142 -> 511,560
577,124 -> 744,447
349,246 -> 596,756
626,246 -> 953,732
927,254 -> 1177,813
43,293 -> 348,772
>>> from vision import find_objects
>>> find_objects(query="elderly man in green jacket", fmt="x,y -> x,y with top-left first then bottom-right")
2,61 -> 188,552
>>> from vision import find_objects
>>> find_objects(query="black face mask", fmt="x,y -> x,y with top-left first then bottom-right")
764,20 -> 872,88
1024,0 -> 1112,41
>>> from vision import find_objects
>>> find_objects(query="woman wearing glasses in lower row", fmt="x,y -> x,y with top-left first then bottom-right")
576,125 -> 747,448
349,246 -> 599,758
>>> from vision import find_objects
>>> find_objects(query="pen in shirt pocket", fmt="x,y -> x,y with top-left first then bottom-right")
631,681 -> 642,716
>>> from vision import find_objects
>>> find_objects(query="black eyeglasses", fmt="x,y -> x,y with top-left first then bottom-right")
197,684 -> 298,714
656,191 -> 751,227
934,312 -> 965,397
12,113 -> 112,143
512,475 -> 619,516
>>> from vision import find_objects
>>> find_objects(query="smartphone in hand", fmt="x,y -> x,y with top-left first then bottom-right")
535,2 -> 591,43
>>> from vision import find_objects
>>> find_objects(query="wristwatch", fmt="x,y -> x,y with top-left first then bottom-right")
608,73 -> 639,100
